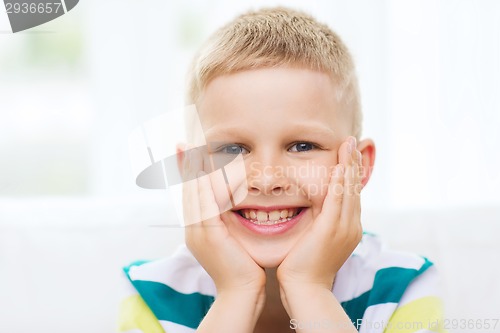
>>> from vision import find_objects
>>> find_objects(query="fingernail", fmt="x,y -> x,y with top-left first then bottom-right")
347,142 -> 352,154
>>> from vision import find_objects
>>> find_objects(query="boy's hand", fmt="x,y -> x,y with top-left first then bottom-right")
276,136 -> 363,294
182,147 -> 266,298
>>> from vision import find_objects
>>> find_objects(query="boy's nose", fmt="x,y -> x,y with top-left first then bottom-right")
247,162 -> 292,196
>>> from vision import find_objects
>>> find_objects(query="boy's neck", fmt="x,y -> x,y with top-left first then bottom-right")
254,268 -> 294,333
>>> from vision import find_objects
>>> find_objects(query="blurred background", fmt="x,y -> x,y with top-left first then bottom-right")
1,0 -> 499,332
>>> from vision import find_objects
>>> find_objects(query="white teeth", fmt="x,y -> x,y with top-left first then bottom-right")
256,211 -> 268,222
268,211 -> 281,221
239,208 -> 301,225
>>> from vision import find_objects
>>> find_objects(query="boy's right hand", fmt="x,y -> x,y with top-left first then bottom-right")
182,146 -> 266,299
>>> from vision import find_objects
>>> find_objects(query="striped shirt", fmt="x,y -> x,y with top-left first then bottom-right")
117,233 -> 445,333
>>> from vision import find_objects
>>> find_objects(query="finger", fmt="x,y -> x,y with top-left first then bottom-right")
340,162 -> 358,227
346,136 -> 363,194
350,145 -> 363,238
314,164 -> 345,232
220,154 -> 249,208
348,136 -> 359,166
183,184 -> 201,227
191,146 -> 205,177
205,153 -> 248,215
356,152 -> 364,191
354,153 -> 363,195
181,147 -> 189,183
197,171 -> 225,229
184,146 -> 206,226
356,150 -> 362,168
352,172 -> 363,242
350,136 -> 363,188
338,139 -> 351,166
353,189 -> 362,231
183,175 -> 201,253
352,135 -> 364,191
182,144 -> 206,182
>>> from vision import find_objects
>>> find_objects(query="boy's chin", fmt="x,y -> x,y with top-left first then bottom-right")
248,247 -> 288,269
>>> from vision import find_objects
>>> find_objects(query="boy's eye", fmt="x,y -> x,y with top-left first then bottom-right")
289,142 -> 316,152
218,144 -> 249,155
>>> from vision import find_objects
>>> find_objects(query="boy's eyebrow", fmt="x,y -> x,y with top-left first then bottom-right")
204,123 -> 336,140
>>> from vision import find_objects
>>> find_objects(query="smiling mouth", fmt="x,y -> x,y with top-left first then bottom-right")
236,208 -> 303,225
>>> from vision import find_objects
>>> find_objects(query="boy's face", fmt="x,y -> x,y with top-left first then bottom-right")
196,67 -> 358,268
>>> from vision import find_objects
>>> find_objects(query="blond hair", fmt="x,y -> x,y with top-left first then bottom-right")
185,6 -> 362,139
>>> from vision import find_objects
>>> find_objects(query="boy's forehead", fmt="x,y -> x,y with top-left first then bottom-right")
202,67 -> 337,96
193,67 -> 351,138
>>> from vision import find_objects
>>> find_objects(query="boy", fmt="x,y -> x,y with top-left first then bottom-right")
119,7 -> 444,333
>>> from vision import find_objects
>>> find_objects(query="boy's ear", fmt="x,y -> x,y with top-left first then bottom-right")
357,139 -> 376,188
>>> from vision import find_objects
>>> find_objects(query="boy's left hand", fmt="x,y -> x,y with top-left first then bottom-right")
276,136 -> 363,292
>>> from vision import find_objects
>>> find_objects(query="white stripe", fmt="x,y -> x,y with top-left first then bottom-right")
160,320 -> 196,333
398,265 -> 440,307
333,234 -> 426,303
127,245 -> 217,296
358,302 -> 398,333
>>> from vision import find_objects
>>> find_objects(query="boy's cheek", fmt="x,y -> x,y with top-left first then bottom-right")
208,171 -> 233,213
296,177 -> 330,201
290,164 -> 332,202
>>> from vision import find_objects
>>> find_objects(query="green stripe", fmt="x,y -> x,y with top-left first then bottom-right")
123,261 -> 214,329
369,258 -> 432,306
130,280 -> 214,329
341,257 -> 433,326
341,289 -> 370,326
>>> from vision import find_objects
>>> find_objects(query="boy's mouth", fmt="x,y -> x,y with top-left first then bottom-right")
236,208 -> 303,225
